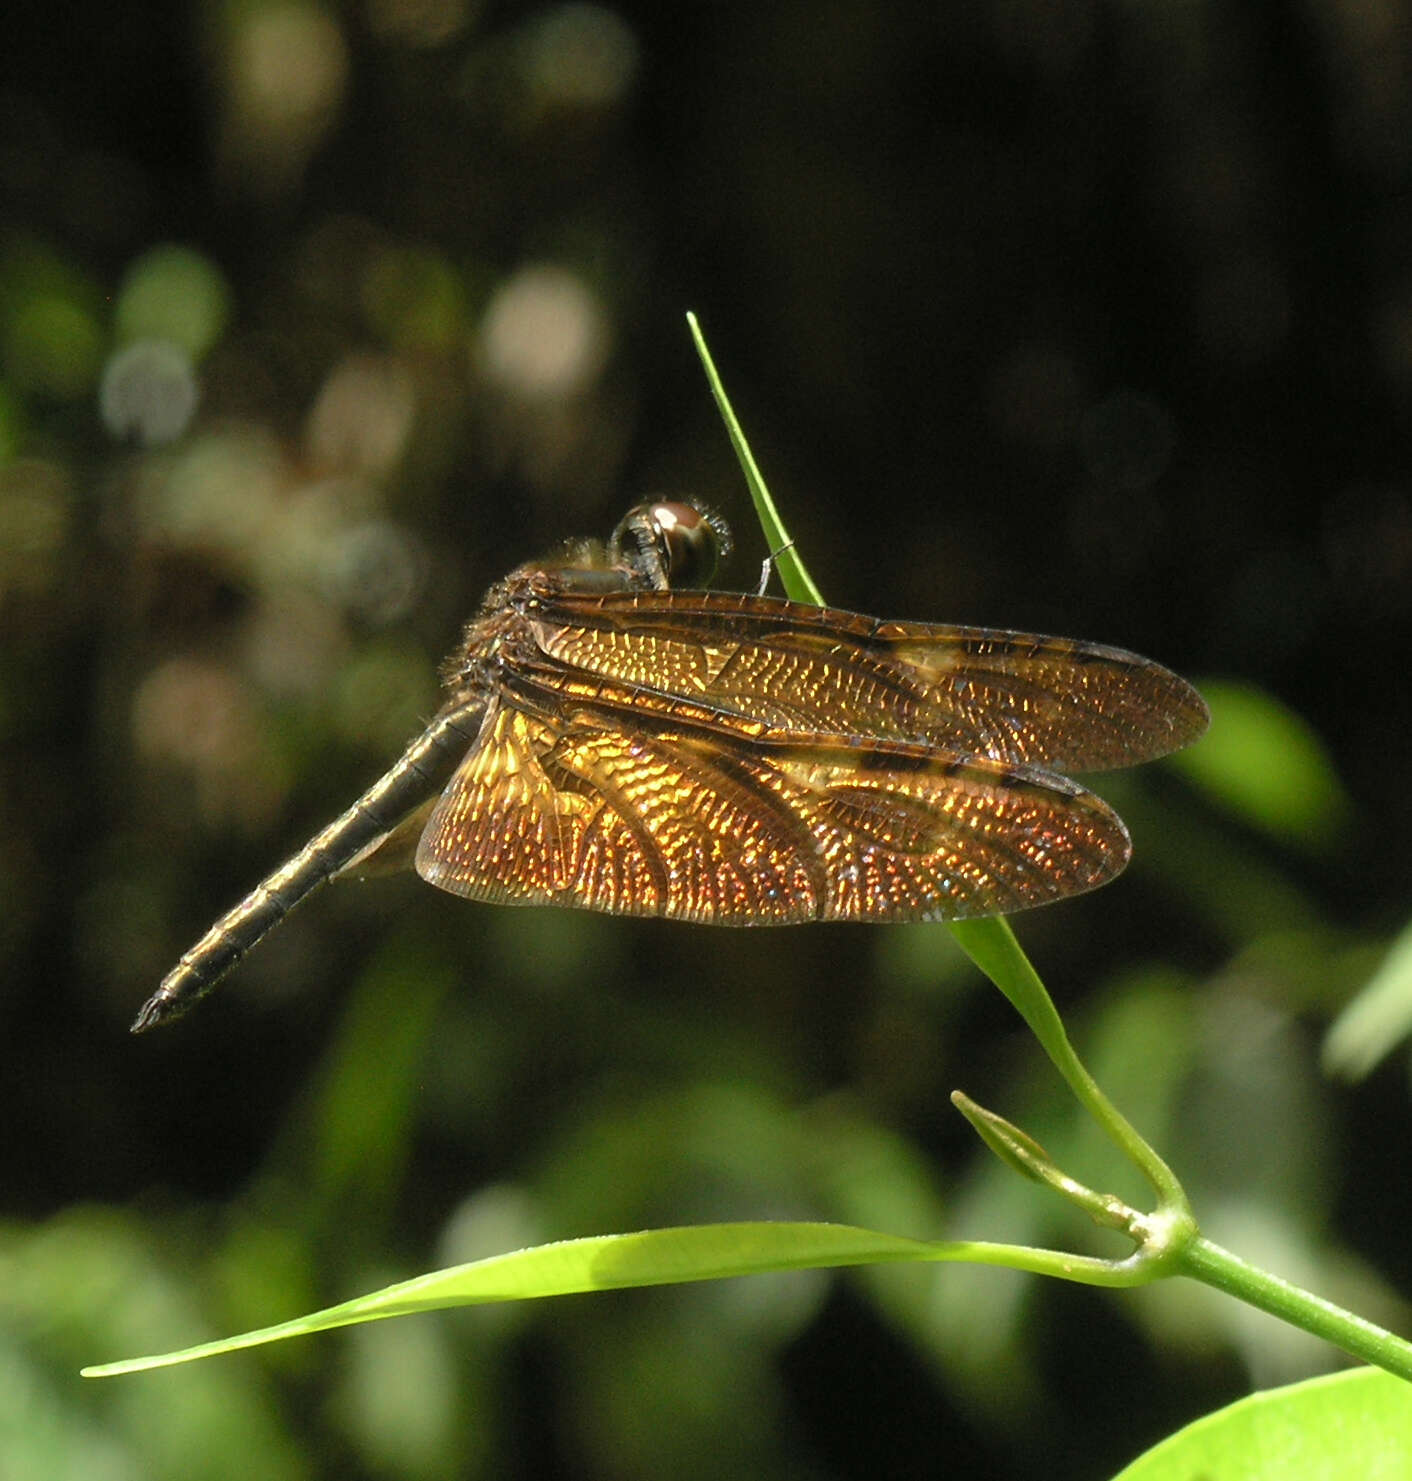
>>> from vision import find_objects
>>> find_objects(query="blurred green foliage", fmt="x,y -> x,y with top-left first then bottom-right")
1173,681 -> 1351,852
4,1 -> 1412,1478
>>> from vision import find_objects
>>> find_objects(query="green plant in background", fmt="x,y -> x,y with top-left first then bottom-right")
79,319 -> 1412,1475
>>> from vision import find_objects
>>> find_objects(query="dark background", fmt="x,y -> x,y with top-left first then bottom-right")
4,2 -> 1412,1477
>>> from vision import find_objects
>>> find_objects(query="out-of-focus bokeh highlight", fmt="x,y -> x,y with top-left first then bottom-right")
4,3 -> 1412,1478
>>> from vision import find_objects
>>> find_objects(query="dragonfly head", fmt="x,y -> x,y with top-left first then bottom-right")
609,501 -> 732,591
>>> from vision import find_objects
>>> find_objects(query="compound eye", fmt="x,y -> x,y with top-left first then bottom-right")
610,500 -> 731,589
648,501 -> 723,586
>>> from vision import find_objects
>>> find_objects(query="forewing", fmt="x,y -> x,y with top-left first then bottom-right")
415,700 -> 1131,923
528,590 -> 1208,772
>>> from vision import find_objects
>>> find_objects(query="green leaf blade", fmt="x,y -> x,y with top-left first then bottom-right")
83,1222 -> 940,1377
1112,1368 -> 1412,1480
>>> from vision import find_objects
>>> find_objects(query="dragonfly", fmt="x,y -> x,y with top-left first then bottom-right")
133,500 -> 1208,1032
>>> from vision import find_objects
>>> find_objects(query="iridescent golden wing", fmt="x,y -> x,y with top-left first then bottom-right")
414,699 -> 1132,924
525,589 -> 1207,772
135,497 -> 1205,1033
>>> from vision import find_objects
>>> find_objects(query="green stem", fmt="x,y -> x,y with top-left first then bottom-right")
686,312 -> 824,605
949,917 -> 1188,1212
690,309 -> 1186,1220
936,1239 -> 1160,1287
1180,1236 -> 1412,1380
686,313 -> 1412,1383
